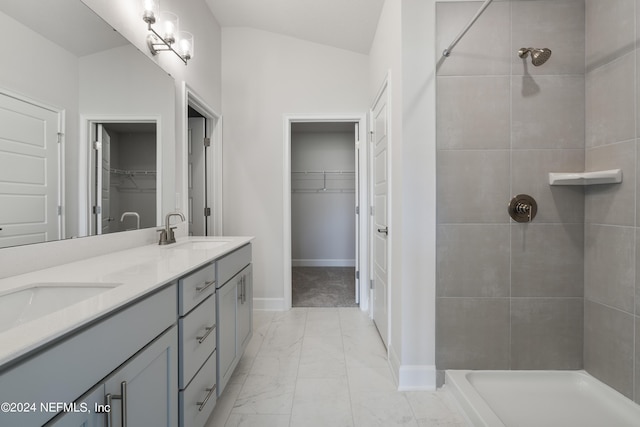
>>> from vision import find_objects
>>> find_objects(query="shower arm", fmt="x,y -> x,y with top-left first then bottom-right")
442,0 -> 494,58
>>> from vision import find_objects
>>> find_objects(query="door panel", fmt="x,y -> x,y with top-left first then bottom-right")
371,84 -> 389,348
188,117 -> 206,236
0,92 -> 60,248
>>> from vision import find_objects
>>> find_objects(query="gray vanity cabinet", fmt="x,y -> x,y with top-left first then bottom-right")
104,326 -> 178,427
49,326 -> 177,427
216,244 -> 252,396
46,386 -> 106,427
177,263 -> 218,427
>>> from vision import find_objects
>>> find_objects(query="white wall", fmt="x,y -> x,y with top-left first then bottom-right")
368,0 -> 438,390
79,45 -> 175,232
291,131 -> 356,265
0,10 -> 80,238
221,27 -> 369,309
399,0 -> 437,389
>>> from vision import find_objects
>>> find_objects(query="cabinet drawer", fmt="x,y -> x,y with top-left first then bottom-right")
217,244 -> 251,288
179,351 -> 217,427
179,263 -> 216,315
179,295 -> 216,388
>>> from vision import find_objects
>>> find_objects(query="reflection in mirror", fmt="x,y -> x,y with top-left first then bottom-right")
91,122 -> 157,235
0,0 -> 175,249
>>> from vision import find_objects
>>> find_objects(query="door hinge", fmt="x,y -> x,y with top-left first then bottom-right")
370,279 -> 374,290
369,130 -> 374,142
204,207 -> 211,217
355,123 -> 360,142
204,137 -> 211,147
370,206 -> 375,216
356,271 -> 360,280
92,206 -> 101,214
57,205 -> 62,216
93,141 -> 102,150
356,206 -> 359,215
57,132 -> 64,144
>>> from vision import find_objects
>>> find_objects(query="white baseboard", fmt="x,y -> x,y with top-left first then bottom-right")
398,365 -> 437,391
389,344 -> 437,391
292,259 -> 356,267
253,297 -> 285,311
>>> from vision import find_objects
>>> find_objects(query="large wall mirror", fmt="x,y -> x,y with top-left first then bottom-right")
0,0 -> 176,249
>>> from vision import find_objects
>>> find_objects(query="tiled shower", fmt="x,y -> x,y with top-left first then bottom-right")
435,0 -> 640,404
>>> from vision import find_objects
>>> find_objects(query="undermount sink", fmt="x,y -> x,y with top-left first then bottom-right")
0,282 -> 121,333
167,239 -> 231,250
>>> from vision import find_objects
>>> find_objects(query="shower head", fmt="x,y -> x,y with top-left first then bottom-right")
518,47 -> 552,66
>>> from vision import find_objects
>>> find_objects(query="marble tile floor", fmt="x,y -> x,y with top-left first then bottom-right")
206,307 -> 469,427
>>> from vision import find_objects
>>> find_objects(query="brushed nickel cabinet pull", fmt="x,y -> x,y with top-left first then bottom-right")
197,384 -> 217,411
195,280 -> 215,294
197,325 -> 215,344
106,381 -> 127,427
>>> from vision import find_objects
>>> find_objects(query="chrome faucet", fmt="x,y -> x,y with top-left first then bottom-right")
158,211 -> 185,245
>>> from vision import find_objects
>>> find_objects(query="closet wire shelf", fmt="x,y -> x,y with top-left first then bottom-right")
291,170 -> 355,193
110,168 -> 157,193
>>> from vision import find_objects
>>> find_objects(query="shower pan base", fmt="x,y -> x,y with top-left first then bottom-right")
446,370 -> 640,427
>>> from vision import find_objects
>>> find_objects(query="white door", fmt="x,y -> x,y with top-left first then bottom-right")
371,85 -> 389,347
0,92 -> 61,248
188,117 -> 207,236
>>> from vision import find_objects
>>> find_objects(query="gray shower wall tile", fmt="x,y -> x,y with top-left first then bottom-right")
511,224 -> 583,298
585,224 -> 635,314
510,298 -> 583,370
511,75 -> 585,150
585,53 -> 636,148
511,149 -> 585,224
436,298 -> 510,370
436,1 -> 511,76
437,76 -> 510,150
585,140 -> 636,227
511,0 -> 585,76
437,150 -> 510,223
437,224 -> 510,297
584,300 -> 635,399
585,0 -> 635,70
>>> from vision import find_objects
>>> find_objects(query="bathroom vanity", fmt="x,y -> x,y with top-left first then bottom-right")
0,237 -> 253,427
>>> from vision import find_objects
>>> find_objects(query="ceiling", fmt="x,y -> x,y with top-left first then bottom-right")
205,0 -> 386,54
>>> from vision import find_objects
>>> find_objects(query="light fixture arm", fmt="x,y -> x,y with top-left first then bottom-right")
146,23 -> 189,65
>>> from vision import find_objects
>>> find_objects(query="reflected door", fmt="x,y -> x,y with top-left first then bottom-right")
0,91 -> 61,248
188,117 -> 207,236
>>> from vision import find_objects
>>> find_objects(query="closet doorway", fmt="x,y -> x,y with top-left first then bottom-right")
290,121 -> 360,307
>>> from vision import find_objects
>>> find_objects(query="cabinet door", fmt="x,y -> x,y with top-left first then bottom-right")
105,326 -> 178,427
237,264 -> 253,354
45,385 -> 106,427
217,276 -> 239,394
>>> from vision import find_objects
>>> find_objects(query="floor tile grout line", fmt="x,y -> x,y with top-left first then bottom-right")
288,308 -> 307,427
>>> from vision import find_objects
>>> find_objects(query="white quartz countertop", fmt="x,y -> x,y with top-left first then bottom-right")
0,236 -> 253,368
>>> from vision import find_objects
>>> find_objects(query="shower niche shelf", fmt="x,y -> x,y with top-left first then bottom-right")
548,169 -> 622,186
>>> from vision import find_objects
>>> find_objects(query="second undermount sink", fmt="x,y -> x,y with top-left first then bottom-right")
0,282 -> 121,333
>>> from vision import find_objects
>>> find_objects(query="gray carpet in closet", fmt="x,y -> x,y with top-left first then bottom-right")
292,267 -> 357,307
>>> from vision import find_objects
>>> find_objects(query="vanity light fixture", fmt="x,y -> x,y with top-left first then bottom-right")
142,0 -> 194,65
